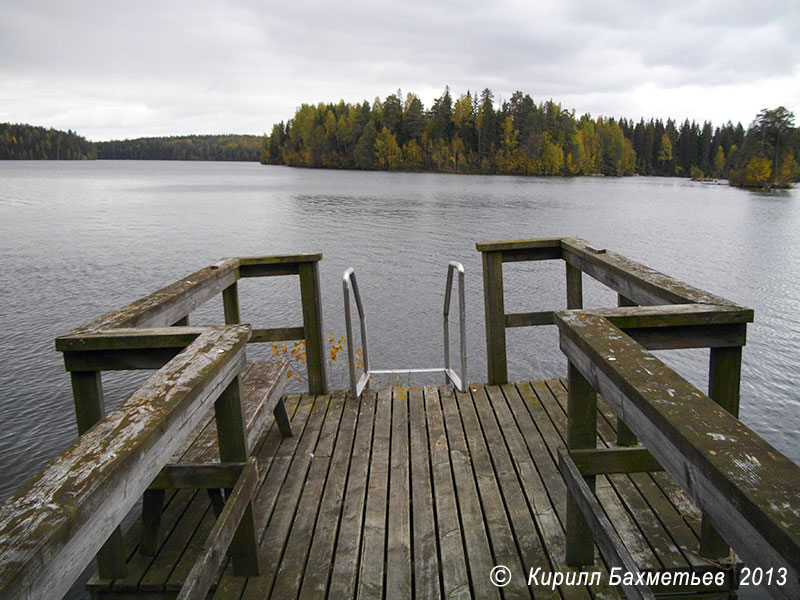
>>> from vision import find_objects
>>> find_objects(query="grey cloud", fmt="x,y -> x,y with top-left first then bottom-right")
0,0 -> 797,139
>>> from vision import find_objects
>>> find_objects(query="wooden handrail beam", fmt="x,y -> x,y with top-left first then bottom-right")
61,259 -> 240,336
560,238 -> 740,308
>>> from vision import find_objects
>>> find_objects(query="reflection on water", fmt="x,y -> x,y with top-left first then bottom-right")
1,161 -> 799,507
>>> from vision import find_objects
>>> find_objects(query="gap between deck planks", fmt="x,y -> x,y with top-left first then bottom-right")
89,381 -> 730,600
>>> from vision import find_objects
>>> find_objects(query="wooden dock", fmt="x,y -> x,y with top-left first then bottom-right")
1,238 -> 799,600
88,378 -> 732,600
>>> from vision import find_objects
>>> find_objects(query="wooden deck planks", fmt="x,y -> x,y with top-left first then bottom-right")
492,383 -> 593,600
440,385 -> 502,600
423,386 -> 470,600
296,388 -> 361,599
87,379 -> 729,600
325,389 -> 377,600
265,390 -> 349,599
470,385 -> 556,600
386,387 -> 413,598
357,387 -> 393,600
409,387 -> 442,600
240,391 -> 340,598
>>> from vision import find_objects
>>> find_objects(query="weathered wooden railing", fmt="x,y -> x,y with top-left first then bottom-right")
0,254 -> 327,599
57,253 -> 328,398
0,326 -> 253,599
479,238 -> 799,599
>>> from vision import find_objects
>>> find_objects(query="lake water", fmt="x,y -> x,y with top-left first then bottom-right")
1,160 -> 799,504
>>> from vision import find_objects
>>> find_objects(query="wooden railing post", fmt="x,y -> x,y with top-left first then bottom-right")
69,371 -> 127,578
616,294 -> 639,447
214,375 -> 260,576
222,281 -> 241,324
700,345 -> 743,559
482,250 -> 507,384
566,262 -> 583,310
565,361 -> 598,566
298,260 -> 328,395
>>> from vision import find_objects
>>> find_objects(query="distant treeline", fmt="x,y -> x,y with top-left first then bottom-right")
0,126 -> 262,162
96,135 -> 262,161
262,88 -> 800,188
0,123 -> 95,159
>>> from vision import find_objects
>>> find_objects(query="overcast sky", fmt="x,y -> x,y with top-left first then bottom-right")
1,0 -> 798,141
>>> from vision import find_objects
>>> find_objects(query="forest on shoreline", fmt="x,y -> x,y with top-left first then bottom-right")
2,89 -> 798,188
96,134 -> 261,161
263,88 -> 799,189
0,125 -> 261,162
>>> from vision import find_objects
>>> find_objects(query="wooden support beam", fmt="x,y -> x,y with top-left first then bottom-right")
298,260 -> 328,395
214,376 -> 260,576
56,327 -> 206,352
476,237 -> 564,254
558,448 -> 656,600
222,281 -> 240,324
566,262 -> 583,310
63,347 -> 182,371
569,447 -> 663,476
237,254 -> 322,278
70,370 -> 106,435
68,370 -> 128,578
565,361 -> 597,567
482,250 -> 507,384
624,324 -> 747,350
504,311 -> 553,328
708,346 -> 743,417
140,489 -> 165,556
500,246 -> 563,262
616,294 -> 639,447
273,399 -> 293,438
250,327 -> 306,343
242,360 -> 290,450
700,345 -> 744,559
149,462 -> 247,489
177,457 -> 259,600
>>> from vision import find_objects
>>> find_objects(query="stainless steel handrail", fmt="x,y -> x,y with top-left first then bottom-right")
343,267 -> 371,398
342,263 -> 467,398
443,261 -> 467,391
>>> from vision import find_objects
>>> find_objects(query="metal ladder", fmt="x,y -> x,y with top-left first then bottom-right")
342,262 -> 467,398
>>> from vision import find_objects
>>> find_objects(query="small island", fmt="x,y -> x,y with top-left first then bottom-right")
261,88 -> 799,189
